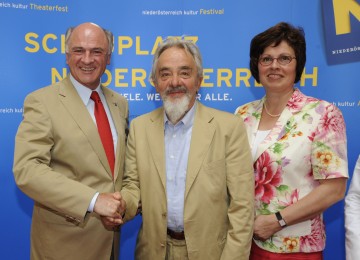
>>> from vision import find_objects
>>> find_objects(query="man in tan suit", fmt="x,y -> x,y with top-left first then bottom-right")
13,23 -> 128,260
120,38 -> 254,259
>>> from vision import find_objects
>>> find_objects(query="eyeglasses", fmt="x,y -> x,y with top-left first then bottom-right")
259,55 -> 296,66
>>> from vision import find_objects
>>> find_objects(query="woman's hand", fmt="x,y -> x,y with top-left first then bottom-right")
253,214 -> 282,241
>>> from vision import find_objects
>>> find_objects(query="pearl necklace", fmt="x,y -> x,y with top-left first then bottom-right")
263,102 -> 281,117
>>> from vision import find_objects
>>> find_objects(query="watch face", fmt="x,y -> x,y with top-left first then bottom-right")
279,219 -> 286,227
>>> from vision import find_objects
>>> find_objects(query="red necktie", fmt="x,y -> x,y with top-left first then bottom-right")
90,91 -> 115,175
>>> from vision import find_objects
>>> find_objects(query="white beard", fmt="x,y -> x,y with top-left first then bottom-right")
163,94 -> 191,124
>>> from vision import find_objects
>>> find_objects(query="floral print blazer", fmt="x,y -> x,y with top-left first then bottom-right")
235,88 -> 348,253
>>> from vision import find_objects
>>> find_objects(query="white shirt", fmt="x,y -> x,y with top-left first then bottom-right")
164,103 -> 196,232
70,75 -> 118,152
345,155 -> 360,260
70,75 -> 118,212
251,130 -> 270,159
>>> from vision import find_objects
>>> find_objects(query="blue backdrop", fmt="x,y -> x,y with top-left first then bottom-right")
1,0 -> 359,259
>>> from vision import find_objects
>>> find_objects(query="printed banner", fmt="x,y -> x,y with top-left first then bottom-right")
0,1 -> 359,259
322,0 -> 360,64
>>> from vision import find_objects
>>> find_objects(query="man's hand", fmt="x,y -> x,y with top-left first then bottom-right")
94,192 -> 126,229
94,192 -> 123,217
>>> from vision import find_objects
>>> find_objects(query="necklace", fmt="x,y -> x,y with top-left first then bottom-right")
263,102 -> 281,117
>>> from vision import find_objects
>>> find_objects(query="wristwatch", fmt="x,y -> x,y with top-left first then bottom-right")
275,212 -> 287,227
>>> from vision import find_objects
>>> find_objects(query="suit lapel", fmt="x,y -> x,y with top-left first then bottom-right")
58,78 -> 113,178
255,108 -> 293,161
146,108 -> 167,190
254,89 -> 306,162
246,100 -> 262,163
185,103 -> 215,198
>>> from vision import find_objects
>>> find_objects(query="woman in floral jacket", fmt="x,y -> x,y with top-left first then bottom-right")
235,22 -> 348,259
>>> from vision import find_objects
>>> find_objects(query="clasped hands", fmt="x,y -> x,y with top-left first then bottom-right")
93,191 -> 126,230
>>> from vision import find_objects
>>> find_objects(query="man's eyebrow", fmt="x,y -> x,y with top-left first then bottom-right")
92,47 -> 106,51
159,67 -> 170,72
159,66 -> 191,71
179,66 -> 191,70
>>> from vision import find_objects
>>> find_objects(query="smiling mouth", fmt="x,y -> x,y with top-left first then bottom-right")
268,74 -> 282,79
168,90 -> 185,95
166,92 -> 186,100
81,67 -> 95,72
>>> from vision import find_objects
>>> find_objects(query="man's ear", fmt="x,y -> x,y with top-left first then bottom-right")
197,76 -> 203,90
65,53 -> 70,65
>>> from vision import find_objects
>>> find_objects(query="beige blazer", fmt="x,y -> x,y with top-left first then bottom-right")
13,76 -> 128,260
122,102 -> 254,260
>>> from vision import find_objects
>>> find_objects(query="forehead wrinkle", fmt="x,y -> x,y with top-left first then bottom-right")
159,65 -> 192,71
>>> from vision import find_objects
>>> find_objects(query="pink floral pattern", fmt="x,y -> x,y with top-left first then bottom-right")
316,104 -> 346,140
278,189 -> 299,208
300,216 -> 325,251
235,88 -> 348,253
254,152 -> 282,204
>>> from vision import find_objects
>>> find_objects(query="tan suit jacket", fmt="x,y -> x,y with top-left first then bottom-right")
13,76 -> 128,260
122,102 -> 254,260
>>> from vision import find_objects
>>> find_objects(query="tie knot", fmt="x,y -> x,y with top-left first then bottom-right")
90,91 -> 101,103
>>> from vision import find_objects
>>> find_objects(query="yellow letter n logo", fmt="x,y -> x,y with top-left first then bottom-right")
333,0 -> 360,35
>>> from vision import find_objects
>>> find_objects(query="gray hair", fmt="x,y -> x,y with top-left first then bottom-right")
64,25 -> 114,54
149,37 -> 203,84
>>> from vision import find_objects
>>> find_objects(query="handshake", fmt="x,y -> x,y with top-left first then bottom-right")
93,191 -> 127,230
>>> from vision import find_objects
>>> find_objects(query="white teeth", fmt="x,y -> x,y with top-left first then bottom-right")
81,67 -> 95,71
268,74 -> 281,79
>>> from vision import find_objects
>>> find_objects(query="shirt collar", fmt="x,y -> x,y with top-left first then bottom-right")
69,74 -> 102,105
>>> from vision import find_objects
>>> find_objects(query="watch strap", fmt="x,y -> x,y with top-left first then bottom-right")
275,211 -> 287,227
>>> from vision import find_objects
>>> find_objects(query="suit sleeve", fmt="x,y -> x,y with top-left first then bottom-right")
121,119 -> 141,221
13,93 -> 96,222
345,155 -> 360,260
221,118 -> 255,260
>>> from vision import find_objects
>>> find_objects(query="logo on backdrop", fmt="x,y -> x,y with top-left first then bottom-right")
0,2 -> 68,12
322,0 -> 360,65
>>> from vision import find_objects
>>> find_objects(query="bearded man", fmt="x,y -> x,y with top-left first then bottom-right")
119,38 -> 254,260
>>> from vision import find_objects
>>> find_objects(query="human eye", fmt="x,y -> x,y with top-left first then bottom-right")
92,49 -> 105,56
179,69 -> 192,78
279,55 -> 292,63
71,48 -> 84,55
260,56 -> 273,64
159,71 -> 171,80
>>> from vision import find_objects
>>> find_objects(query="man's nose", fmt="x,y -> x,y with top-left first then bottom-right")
81,51 -> 94,63
170,74 -> 182,86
